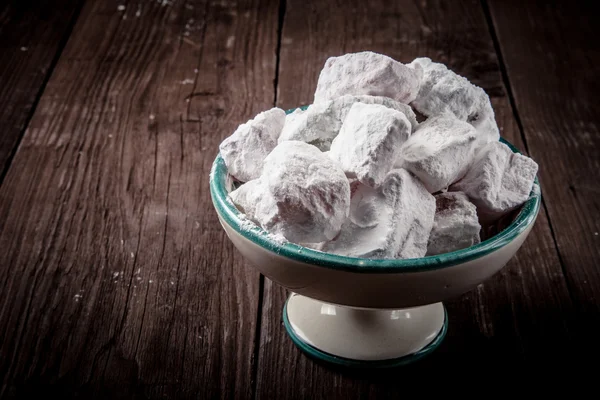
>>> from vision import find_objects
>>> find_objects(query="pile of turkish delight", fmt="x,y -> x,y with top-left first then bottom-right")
219,51 -> 538,259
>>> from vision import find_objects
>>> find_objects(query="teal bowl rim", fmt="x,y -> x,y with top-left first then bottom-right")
282,299 -> 448,368
209,106 -> 542,274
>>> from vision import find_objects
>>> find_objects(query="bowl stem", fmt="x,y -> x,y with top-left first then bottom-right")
283,293 -> 447,368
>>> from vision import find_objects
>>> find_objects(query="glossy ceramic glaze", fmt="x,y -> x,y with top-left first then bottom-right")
209,109 -> 541,365
285,294 -> 446,362
216,212 -> 536,308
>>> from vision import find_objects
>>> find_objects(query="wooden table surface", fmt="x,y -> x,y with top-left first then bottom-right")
1,0 -> 599,397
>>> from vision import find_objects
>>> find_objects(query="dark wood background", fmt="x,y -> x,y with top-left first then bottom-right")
1,0 -> 598,397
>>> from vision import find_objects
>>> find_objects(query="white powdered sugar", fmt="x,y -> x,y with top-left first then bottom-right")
450,141 -> 538,220
234,211 -> 288,245
279,95 -> 418,151
427,192 -> 481,256
330,103 -> 411,188
218,51 -> 539,260
219,107 -> 285,182
237,213 -> 258,232
409,57 -> 499,150
314,52 -> 423,104
323,169 -> 435,259
229,179 -> 279,226
397,113 -> 477,193
267,232 -> 288,245
231,141 -> 350,243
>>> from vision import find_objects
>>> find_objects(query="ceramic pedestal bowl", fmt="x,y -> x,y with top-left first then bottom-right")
210,121 -> 541,368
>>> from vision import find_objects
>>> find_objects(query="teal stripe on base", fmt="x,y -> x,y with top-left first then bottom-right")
282,299 -> 448,369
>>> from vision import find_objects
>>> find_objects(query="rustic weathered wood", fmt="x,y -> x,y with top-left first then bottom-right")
487,0 -> 600,349
0,0 -> 83,181
2,0 -> 598,397
255,0 -> 576,396
0,0 -> 279,398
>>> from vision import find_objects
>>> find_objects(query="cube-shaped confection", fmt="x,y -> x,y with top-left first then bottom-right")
323,169 -> 435,259
330,103 -> 412,188
219,108 -> 286,182
398,113 -> 477,193
427,192 -> 481,255
279,95 -> 418,151
409,57 -> 499,151
260,141 -> 351,243
314,51 -> 422,104
450,141 -> 538,219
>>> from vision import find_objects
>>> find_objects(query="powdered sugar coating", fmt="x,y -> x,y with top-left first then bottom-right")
281,107 -> 307,138
426,192 -> 481,256
279,95 -> 418,151
229,179 -> 261,216
229,179 -> 279,228
260,141 -> 351,243
398,113 -> 477,193
471,101 -> 500,151
323,169 -> 435,259
230,206 -> 289,246
314,52 -> 423,104
450,141 -> 538,219
219,53 -> 539,259
219,107 -> 286,182
409,57 -> 499,150
330,103 -> 411,188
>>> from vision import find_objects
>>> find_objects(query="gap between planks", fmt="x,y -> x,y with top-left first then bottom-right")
479,0 -> 575,305
250,0 -> 288,398
0,0 -> 86,188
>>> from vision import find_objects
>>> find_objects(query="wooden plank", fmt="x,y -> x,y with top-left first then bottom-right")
487,0 -> 600,344
0,0 -> 82,181
0,0 -> 279,398
256,0 -> 576,396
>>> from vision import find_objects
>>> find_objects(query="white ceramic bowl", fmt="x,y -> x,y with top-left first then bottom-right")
210,120 -> 541,367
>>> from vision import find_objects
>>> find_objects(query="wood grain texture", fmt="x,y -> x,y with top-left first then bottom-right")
488,0 -> 600,346
0,0 -> 279,398
255,0 -> 576,396
0,0 -> 83,181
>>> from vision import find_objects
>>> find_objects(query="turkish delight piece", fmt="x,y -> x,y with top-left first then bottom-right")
314,51 -> 423,104
279,102 -> 339,151
398,113 -> 477,193
279,95 -> 418,151
330,103 -> 411,188
322,183 -> 391,257
409,57 -> 499,150
426,192 -> 481,256
450,141 -> 538,220
229,178 -> 279,229
323,169 -> 435,259
229,178 -> 262,216
219,107 -> 286,182
260,141 -> 351,243
471,101 -> 500,150
282,107 -> 307,133
358,96 -> 418,130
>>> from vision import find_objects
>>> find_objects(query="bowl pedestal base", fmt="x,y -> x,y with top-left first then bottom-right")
283,293 -> 448,368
